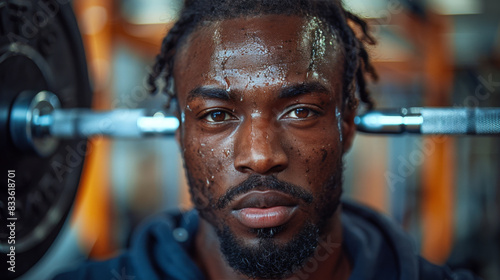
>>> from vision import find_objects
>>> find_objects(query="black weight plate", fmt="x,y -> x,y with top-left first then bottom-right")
0,0 -> 92,278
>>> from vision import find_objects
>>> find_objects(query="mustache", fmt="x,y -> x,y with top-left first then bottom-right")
215,174 -> 314,210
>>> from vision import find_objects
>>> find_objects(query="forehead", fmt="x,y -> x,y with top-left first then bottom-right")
173,14 -> 344,100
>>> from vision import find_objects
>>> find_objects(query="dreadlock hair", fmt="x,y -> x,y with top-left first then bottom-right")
148,0 -> 378,111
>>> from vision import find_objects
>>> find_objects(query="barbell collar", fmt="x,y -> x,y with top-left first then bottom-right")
10,90 -> 61,157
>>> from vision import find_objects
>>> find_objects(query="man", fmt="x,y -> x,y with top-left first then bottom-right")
56,0 -> 480,279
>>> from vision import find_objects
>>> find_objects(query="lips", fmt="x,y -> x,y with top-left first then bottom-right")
231,190 -> 299,229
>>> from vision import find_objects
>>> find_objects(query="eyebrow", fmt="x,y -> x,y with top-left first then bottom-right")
187,82 -> 329,102
187,87 -> 231,102
278,82 -> 329,99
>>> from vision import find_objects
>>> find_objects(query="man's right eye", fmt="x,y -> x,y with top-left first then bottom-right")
202,110 -> 234,122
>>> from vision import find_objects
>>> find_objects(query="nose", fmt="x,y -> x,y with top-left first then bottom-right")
234,118 -> 288,175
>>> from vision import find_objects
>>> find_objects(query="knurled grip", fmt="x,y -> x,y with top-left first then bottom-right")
421,108 -> 500,135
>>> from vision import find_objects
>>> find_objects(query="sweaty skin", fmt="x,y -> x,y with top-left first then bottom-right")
173,15 -> 356,280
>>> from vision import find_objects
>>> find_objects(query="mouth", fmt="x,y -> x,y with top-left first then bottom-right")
231,190 -> 300,229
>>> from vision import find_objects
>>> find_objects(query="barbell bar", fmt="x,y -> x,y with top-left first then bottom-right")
8,90 -> 500,158
9,90 -> 179,157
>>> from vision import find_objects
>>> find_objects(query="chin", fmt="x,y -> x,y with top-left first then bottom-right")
215,220 -> 320,279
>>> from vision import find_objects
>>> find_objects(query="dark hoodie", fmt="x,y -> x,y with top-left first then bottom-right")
54,200 -> 480,280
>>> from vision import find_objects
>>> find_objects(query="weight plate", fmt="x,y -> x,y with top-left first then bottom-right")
0,0 -> 92,278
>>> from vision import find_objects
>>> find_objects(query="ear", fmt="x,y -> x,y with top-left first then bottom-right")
175,122 -> 185,158
174,109 -> 182,152
175,127 -> 181,147
342,107 -> 356,152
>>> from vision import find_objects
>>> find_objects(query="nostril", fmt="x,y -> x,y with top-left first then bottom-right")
268,164 -> 286,174
236,165 -> 252,173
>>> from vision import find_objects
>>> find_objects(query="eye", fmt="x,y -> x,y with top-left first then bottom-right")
202,110 -> 235,122
284,107 -> 318,119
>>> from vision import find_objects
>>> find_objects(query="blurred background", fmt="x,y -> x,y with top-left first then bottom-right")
33,0 -> 500,279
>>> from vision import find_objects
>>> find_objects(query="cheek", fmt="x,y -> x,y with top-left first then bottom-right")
284,128 -> 342,188
182,125 -> 236,196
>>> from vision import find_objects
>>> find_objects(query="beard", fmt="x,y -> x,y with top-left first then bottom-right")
218,222 -> 319,279
185,157 -> 344,279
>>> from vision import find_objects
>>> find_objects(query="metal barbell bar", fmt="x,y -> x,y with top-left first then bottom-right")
9,91 -> 179,157
10,90 -> 500,158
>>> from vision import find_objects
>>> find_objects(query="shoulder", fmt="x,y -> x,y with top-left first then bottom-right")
418,257 -> 482,280
53,209 -> 204,280
341,200 -> 482,280
53,254 -> 136,280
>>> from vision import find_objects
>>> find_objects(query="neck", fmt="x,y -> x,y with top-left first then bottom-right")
193,206 -> 351,280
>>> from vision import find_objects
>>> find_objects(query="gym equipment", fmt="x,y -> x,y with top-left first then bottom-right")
9,91 -> 500,158
9,90 -> 178,156
355,107 -> 500,135
0,0 -> 91,278
8,92 -> 500,160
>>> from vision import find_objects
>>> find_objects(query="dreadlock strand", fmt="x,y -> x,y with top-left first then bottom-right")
148,12 -> 198,97
333,8 -> 362,109
345,11 -> 376,45
356,66 -> 375,110
343,10 -> 378,109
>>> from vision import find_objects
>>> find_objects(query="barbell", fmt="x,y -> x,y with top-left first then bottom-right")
1,0 -> 499,279
1,1 -> 91,278
10,90 -> 500,158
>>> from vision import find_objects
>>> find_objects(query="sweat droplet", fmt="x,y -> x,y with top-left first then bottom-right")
336,108 -> 343,142
206,178 -> 210,186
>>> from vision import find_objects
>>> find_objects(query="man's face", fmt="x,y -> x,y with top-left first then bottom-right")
174,14 -> 354,278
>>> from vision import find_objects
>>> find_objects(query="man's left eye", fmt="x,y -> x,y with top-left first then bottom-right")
203,110 -> 234,122
284,107 -> 317,119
